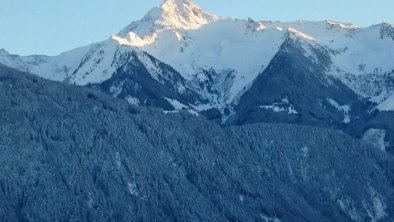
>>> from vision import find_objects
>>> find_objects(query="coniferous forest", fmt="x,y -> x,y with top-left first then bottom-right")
1,65 -> 393,221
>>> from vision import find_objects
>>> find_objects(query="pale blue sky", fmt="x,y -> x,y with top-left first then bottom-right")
0,0 -> 392,56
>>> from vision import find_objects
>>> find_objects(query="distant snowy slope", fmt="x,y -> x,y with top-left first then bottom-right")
0,46 -> 90,81
377,94 -> 394,111
113,8 -> 394,109
114,19 -> 285,104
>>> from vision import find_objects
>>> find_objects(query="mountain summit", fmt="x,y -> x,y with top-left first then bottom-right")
119,0 -> 220,36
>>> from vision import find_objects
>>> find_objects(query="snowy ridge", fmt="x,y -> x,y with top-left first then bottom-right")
288,28 -> 315,41
0,46 -> 91,81
66,40 -> 121,85
326,20 -> 357,29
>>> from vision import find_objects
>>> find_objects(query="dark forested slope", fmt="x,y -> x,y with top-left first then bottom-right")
0,64 -> 393,222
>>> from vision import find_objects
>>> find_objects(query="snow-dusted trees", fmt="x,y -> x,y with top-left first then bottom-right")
0,65 -> 393,221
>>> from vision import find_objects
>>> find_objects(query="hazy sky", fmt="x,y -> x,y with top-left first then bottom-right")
0,0 -> 392,56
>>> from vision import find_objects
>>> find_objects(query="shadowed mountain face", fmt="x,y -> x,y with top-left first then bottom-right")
1,65 -> 394,221
88,50 -> 202,111
347,110 -> 394,153
229,37 -> 394,156
231,37 -> 371,127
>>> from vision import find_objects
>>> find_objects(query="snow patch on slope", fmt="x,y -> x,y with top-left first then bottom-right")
260,98 -> 298,115
260,214 -> 281,222
366,188 -> 387,221
363,129 -> 387,152
327,98 -> 351,123
164,97 -> 199,116
377,94 -> 394,111
165,97 -> 189,110
301,146 -> 309,158
126,96 -> 141,106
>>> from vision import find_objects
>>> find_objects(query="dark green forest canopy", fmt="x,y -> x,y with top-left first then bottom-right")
0,64 -> 393,221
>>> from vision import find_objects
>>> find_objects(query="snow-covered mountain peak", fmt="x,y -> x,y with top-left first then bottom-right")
119,0 -> 220,37
157,0 -> 220,30
160,0 -> 196,11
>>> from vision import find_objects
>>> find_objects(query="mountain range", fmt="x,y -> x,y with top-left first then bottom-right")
1,0 -> 393,116
1,0 -> 394,149
1,0 -> 394,221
